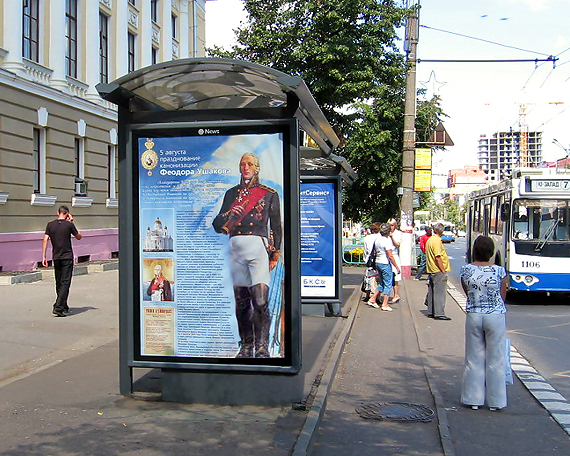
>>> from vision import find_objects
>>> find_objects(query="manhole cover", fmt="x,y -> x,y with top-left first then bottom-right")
355,402 -> 435,422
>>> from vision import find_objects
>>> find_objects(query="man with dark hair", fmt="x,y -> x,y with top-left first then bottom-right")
213,153 -> 282,358
42,205 -> 82,317
425,222 -> 451,320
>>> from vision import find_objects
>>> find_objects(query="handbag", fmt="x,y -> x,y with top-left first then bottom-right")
365,245 -> 376,268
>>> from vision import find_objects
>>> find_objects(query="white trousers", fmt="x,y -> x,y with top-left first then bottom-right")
229,236 -> 270,287
461,313 -> 507,409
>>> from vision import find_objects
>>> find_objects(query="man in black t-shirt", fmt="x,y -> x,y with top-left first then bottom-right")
42,206 -> 82,317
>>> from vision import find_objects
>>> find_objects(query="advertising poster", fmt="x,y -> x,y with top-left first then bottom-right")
136,130 -> 286,362
300,181 -> 337,298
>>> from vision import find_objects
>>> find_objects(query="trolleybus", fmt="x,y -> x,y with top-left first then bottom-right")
466,168 -> 570,293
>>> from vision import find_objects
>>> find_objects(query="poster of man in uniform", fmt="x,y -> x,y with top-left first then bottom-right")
137,131 -> 286,361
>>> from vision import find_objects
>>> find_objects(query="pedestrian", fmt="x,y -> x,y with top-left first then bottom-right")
415,226 -> 432,280
425,222 -> 451,320
387,218 -> 402,303
367,223 -> 401,311
460,235 -> 509,411
42,205 -> 82,317
362,223 -> 380,303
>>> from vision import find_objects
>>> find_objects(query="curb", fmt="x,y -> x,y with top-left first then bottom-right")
291,285 -> 360,456
0,261 -> 118,286
0,271 -> 43,285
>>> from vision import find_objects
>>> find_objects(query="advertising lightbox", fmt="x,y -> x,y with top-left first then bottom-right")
129,120 -> 300,373
300,177 -> 340,301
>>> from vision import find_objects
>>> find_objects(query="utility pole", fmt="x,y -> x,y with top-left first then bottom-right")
400,3 -> 419,278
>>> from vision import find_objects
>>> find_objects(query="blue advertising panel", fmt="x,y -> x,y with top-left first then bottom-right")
300,180 -> 338,299
131,121 -> 298,370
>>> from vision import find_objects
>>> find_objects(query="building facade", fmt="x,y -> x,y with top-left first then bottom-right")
0,0 -> 206,271
477,131 -> 543,182
447,165 -> 487,206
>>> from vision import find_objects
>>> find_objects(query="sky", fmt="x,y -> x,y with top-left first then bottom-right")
205,0 -> 570,187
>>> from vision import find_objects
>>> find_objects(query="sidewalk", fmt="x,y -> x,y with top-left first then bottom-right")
1,267 -> 570,455
309,271 -> 570,456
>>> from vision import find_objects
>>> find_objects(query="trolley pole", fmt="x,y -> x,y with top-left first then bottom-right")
400,5 -> 419,279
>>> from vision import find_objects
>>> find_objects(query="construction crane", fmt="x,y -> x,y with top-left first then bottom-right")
518,103 -> 529,167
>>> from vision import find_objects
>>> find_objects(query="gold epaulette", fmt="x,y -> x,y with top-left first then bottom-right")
259,184 -> 276,193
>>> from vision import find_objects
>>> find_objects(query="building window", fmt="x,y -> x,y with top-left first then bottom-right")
23,0 -> 40,62
151,46 -> 158,65
32,128 -> 46,194
108,145 -> 116,198
128,32 -> 136,72
171,13 -> 177,39
33,129 -> 40,193
99,12 -> 109,83
74,137 -> 86,196
65,0 -> 78,78
150,0 -> 158,23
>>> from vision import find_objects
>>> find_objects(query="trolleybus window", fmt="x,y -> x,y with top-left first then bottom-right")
513,200 -> 570,241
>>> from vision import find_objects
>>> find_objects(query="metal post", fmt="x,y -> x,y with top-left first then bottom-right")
400,5 -> 419,278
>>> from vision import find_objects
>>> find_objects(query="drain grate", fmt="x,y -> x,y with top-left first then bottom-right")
356,402 -> 435,422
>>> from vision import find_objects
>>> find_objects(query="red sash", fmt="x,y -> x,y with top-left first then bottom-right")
225,185 -> 268,230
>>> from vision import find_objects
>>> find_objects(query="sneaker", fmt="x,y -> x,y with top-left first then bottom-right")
381,306 -> 393,312
489,407 -> 500,411
367,301 -> 380,309
471,405 -> 479,410
52,310 -> 66,317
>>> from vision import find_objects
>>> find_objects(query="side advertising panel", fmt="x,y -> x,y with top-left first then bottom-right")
132,121 -> 298,371
300,179 -> 338,300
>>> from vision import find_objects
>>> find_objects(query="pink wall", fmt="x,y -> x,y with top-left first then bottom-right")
0,229 -> 119,272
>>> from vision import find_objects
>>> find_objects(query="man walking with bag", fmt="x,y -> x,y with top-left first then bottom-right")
42,206 -> 82,317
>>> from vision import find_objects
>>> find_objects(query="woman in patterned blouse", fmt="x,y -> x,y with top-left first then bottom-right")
460,235 -> 509,411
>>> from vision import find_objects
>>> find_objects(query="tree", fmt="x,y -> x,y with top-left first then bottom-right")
208,0 -> 446,223
426,197 -> 466,231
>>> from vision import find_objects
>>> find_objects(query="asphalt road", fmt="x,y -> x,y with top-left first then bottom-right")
446,237 -> 570,404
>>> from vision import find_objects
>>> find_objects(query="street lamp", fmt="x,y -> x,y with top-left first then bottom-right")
552,138 -> 570,171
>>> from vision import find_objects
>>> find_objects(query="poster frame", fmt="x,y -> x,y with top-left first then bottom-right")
119,118 -> 301,375
299,175 -> 342,304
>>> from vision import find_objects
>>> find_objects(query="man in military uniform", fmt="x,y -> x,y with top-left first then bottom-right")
213,153 -> 282,358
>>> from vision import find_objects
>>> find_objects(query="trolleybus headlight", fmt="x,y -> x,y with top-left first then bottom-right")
510,274 -> 539,286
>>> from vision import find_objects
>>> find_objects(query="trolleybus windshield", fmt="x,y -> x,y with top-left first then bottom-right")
512,199 -> 570,241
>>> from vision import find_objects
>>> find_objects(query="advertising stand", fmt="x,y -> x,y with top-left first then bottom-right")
97,59 -> 342,405
299,151 -> 357,317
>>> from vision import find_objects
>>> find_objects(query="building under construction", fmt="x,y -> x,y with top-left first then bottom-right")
477,131 -> 543,182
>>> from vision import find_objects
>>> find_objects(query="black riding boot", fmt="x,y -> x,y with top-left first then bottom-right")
234,286 -> 254,358
250,283 -> 271,358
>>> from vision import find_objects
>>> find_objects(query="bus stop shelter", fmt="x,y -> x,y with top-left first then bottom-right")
97,58 -> 355,405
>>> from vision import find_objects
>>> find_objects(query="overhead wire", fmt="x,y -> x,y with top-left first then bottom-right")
419,25 -> 553,57
420,24 -> 570,140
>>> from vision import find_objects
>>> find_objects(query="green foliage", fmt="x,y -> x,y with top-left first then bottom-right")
426,197 -> 466,231
207,0 -> 445,223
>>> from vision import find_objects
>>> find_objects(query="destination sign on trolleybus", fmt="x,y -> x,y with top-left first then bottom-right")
530,179 -> 570,192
